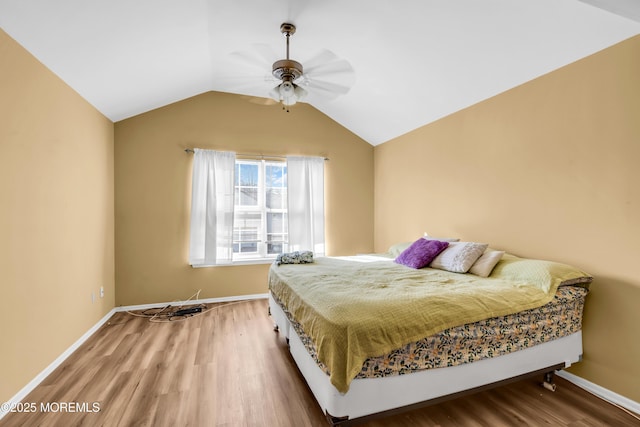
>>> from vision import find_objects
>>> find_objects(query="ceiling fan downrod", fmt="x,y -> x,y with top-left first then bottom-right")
282,23 -> 294,60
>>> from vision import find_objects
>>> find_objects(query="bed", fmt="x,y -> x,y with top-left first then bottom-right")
268,241 -> 592,425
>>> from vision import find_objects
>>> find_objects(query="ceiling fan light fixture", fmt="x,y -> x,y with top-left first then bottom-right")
280,80 -> 295,96
279,81 -> 297,106
270,78 -> 307,110
294,84 -> 307,100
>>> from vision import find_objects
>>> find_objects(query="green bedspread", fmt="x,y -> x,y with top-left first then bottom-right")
268,254 -> 591,394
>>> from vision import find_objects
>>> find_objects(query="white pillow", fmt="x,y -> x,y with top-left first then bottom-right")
430,241 -> 488,273
388,242 -> 412,257
423,233 -> 460,242
469,249 -> 505,277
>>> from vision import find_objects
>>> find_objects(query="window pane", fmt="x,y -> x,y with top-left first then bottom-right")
236,162 -> 259,207
240,188 -> 258,205
266,164 -> 286,188
233,210 -> 260,254
266,188 -> 286,209
267,242 -> 283,254
267,212 -> 285,234
239,163 -> 258,186
235,211 -> 260,226
265,165 -> 274,187
240,242 -> 257,253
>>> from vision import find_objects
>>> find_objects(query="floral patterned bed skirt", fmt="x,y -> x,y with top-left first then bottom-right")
274,286 -> 588,379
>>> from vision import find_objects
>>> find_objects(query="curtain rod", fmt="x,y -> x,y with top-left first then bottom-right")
184,148 -> 328,161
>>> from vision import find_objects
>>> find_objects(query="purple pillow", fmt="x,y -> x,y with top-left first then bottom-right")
395,239 -> 449,269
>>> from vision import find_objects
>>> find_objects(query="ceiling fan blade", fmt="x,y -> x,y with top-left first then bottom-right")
216,74 -> 277,95
228,43 -> 278,72
218,42 -> 280,94
300,49 -> 341,70
302,79 -> 353,96
303,49 -> 353,74
240,95 -> 279,106
304,60 -> 355,85
300,49 -> 355,93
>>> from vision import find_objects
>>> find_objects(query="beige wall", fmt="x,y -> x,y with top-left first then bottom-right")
2,18 -> 638,409
0,29 -> 114,403
374,35 -> 640,402
114,92 -> 373,306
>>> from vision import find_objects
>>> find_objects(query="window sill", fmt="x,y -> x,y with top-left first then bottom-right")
191,259 -> 275,268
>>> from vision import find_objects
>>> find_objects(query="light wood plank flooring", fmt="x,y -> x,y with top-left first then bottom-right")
1,299 -> 638,426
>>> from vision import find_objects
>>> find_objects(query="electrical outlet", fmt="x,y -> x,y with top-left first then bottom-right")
92,291 -> 95,304
100,286 -> 104,298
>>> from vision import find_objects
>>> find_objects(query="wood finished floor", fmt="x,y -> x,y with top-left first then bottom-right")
1,299 -> 638,427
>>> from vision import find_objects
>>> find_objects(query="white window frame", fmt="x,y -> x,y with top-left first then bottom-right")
233,159 -> 288,262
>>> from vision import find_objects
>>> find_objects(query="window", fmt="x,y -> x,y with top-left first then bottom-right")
233,160 -> 288,260
189,149 -> 323,267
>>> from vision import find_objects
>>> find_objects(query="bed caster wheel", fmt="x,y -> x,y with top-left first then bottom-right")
326,412 -> 349,425
542,371 -> 557,392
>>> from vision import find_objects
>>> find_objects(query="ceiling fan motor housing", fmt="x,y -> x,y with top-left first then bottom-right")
272,59 -> 303,81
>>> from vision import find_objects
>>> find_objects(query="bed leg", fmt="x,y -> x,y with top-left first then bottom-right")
325,411 -> 349,426
542,371 -> 557,392
273,323 -> 279,332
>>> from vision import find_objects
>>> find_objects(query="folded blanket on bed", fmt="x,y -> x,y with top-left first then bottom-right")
275,250 -> 314,266
268,254 -> 591,394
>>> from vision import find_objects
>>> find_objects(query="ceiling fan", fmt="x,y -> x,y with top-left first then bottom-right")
227,23 -> 355,112
270,23 -> 307,110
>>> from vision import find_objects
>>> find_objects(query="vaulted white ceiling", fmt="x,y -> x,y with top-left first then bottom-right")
1,0 -> 639,145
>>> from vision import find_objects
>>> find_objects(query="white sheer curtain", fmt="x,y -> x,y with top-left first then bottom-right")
286,156 -> 325,256
189,149 -> 236,266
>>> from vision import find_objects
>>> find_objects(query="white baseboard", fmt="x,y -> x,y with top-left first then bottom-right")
0,308 -> 116,421
116,292 -> 268,312
557,371 -> 640,416
0,292 -> 268,421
